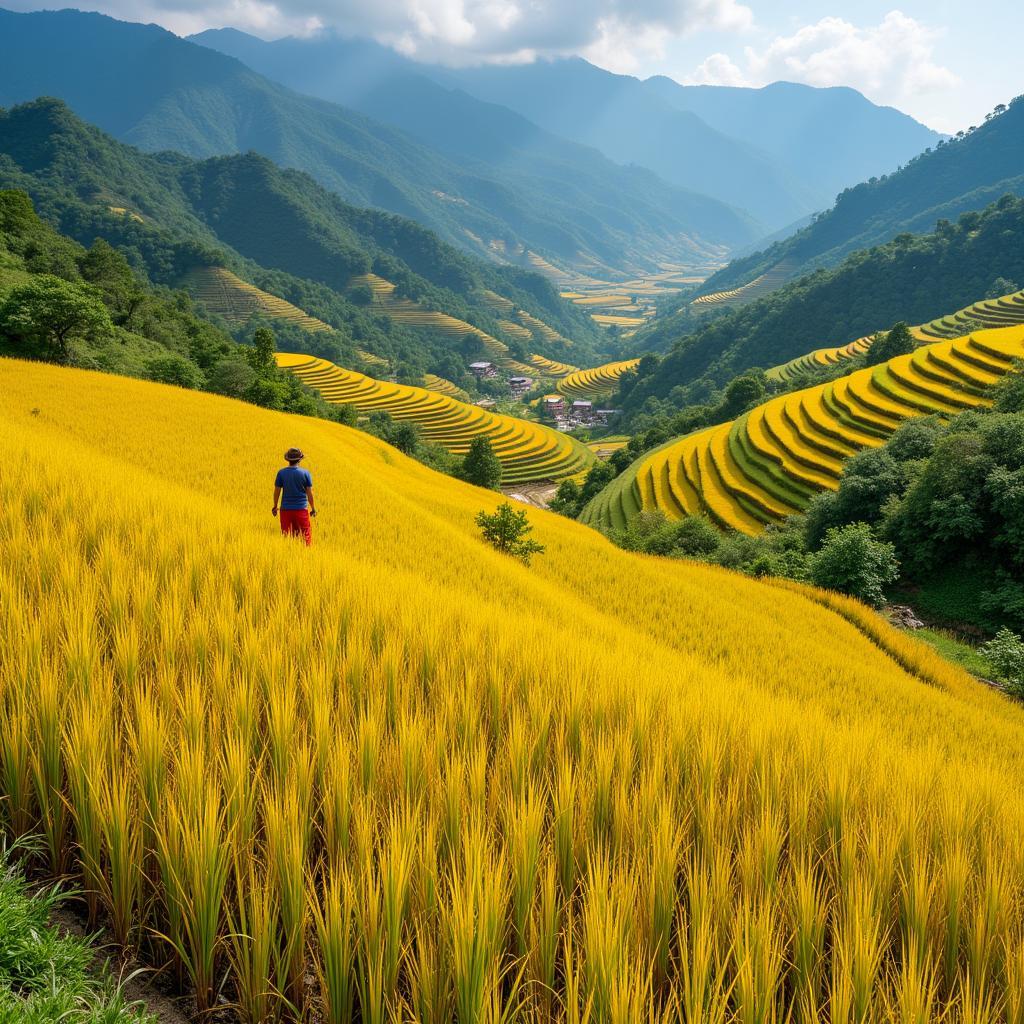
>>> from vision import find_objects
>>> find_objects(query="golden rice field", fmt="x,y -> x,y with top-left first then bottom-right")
692,260 -> 797,311
768,288 -> 1024,383
421,373 -> 469,400
277,353 -> 593,484
558,359 -> 641,401
187,267 -> 333,332
5,356 -> 1024,1023
584,326 -> 1024,534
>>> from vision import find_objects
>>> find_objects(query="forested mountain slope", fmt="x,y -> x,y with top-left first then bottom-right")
0,98 -> 605,376
621,194 -> 1024,417
702,95 -> 1024,294
0,8 -> 756,277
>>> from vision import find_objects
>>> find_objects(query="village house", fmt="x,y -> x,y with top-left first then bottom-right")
469,360 -> 498,379
508,375 -> 534,397
570,399 -> 594,426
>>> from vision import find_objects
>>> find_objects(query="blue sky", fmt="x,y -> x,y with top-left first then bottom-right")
17,0 -> 1019,132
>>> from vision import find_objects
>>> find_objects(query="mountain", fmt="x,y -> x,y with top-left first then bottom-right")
618,193 -> 1024,416
701,94 -> 1024,295
191,31 -> 939,233
0,9 -> 757,278
191,32 -> 808,232
0,98 -> 605,378
643,78 -> 940,216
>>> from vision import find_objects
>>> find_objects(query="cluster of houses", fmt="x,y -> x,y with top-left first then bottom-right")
469,361 -> 534,400
540,394 -> 615,431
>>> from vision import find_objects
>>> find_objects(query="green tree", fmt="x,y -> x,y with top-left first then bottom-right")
79,238 -> 145,326
146,353 -> 204,389
994,363 -> 1024,412
866,322 -> 915,366
475,502 -> 545,565
247,326 -> 277,376
460,436 -> 502,490
393,421 -> 421,456
207,357 -> 257,398
719,372 -> 766,418
0,276 -> 112,362
809,523 -> 900,607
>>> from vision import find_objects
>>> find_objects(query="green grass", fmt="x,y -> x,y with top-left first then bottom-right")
910,627 -> 994,680
0,842 -> 154,1024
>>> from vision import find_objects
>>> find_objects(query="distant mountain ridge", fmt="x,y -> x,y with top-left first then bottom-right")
699,95 -> 1024,296
0,7 -> 757,279
191,29 -> 939,233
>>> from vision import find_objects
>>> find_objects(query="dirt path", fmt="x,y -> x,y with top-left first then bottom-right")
503,482 -> 558,509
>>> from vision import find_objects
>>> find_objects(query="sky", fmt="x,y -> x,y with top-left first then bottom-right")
12,0 -> 1020,132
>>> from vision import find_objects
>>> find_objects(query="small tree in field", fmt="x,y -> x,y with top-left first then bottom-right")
460,436 -> 502,489
866,322 -> 915,366
476,502 -> 545,565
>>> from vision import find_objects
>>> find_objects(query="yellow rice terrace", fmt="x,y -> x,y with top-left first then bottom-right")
3,358 -> 1024,1022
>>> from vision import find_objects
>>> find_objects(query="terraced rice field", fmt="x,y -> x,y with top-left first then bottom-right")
558,358 -> 641,401
917,288 -> 1024,339
278,353 -> 594,483
768,335 -> 874,383
421,373 -> 468,400
351,274 -> 542,376
583,327 -> 1024,534
691,259 -> 797,311
186,267 -> 333,332
768,287 -> 1024,383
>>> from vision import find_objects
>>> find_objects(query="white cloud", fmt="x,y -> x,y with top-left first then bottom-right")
686,10 -> 959,108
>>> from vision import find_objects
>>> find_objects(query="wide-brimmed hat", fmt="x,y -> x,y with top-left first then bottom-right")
284,447 -> 305,461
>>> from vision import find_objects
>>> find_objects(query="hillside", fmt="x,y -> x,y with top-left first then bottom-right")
587,325 -> 1024,535
621,193 -> 1024,415
0,8 -> 758,278
0,98 -> 606,379
702,94 -> 1024,294
4,356 -> 1024,1019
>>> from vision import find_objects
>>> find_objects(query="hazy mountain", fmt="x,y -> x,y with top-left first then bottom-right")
192,32 -> 809,231
0,9 -> 757,279
701,94 -> 1024,295
643,78 -> 940,215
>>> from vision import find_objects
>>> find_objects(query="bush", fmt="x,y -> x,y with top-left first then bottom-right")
865,322 -> 915,366
979,628 -> 1024,694
475,502 -> 545,565
809,522 -> 900,607
207,357 -> 257,398
146,353 -> 204,389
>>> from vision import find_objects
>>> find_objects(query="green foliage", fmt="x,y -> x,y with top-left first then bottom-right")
865,322 -> 915,366
475,502 -> 545,565
247,325 -> 277,375
146,352 -> 205,389
979,628 -> 1024,694
809,523 -> 900,607
994,361 -> 1024,412
550,460 -> 617,517
0,842 -> 153,1023
459,436 -> 503,490
207,356 -> 257,398
621,192 -> 1024,419
0,274 -> 112,361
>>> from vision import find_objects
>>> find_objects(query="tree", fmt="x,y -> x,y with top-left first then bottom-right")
146,353 -> 204,389
460,437 -> 502,489
392,421 -> 421,456
207,357 -> 257,398
0,276 -> 112,362
79,238 -> 145,326
719,372 -> 766,419
475,502 -> 545,565
865,322 -> 915,366
809,523 -> 900,607
247,326 -> 277,376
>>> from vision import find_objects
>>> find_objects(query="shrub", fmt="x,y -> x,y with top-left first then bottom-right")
809,522 -> 899,607
979,628 -> 1024,695
865,322 -> 915,366
475,502 -> 545,565
146,353 -> 205,389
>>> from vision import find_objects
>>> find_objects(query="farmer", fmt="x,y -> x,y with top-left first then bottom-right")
272,447 -> 317,545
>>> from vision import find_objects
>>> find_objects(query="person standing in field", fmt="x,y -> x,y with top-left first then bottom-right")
272,447 -> 317,545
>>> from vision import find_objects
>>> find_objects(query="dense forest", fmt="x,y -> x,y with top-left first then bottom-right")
618,194 -> 1024,423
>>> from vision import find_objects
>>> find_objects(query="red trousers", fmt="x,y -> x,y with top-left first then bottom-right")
279,508 -> 312,546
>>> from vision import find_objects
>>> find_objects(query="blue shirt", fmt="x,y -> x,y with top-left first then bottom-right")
275,466 -> 312,510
